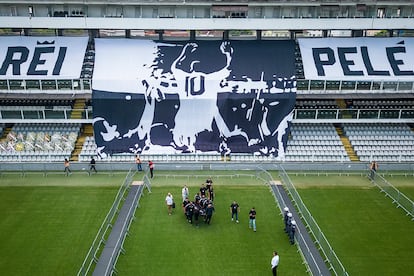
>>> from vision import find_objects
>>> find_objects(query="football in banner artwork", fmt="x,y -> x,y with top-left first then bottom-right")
92,39 -> 296,157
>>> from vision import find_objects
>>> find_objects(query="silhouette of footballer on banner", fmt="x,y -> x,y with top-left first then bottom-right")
92,39 -> 296,158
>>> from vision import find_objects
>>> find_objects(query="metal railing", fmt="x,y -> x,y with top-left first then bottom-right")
279,165 -> 349,276
255,167 -> 314,275
0,107 -> 92,120
142,173 -> 152,194
97,176 -> 147,276
2,1 -> 413,19
0,107 -> 413,123
0,79 -> 91,92
77,168 -> 137,276
0,79 -> 414,95
294,108 -> 414,121
297,79 -> 414,94
370,170 -> 414,220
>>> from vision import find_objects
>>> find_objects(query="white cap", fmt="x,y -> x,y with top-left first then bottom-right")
283,207 -> 289,212
287,212 -> 292,218
291,220 -> 296,225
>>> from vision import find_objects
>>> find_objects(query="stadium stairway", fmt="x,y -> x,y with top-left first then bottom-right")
83,124 -> 94,136
70,98 -> 86,119
336,99 -> 352,119
334,124 -> 359,161
70,124 -> 93,161
336,99 -> 347,109
0,124 -> 13,141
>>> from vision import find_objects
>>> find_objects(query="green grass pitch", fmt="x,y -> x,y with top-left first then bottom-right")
0,174 -> 123,275
0,171 -> 413,275
290,174 -> 414,275
116,173 -> 306,276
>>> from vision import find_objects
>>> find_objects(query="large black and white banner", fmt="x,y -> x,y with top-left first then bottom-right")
0,36 -> 88,79
298,38 -> 414,80
92,39 -> 296,157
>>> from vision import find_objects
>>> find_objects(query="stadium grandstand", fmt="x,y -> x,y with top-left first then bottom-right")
0,0 -> 413,166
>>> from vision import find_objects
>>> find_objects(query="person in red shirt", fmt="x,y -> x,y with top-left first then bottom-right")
148,160 -> 154,178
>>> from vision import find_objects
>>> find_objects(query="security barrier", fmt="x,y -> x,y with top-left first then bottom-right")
370,171 -> 414,219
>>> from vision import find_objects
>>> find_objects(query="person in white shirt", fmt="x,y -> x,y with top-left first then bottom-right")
165,192 -> 174,215
181,185 -> 189,202
271,251 -> 279,276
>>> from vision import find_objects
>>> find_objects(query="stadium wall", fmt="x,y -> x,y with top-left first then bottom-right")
1,161 -> 413,173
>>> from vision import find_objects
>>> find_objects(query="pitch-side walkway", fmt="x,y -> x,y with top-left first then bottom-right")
270,181 -> 331,276
93,181 -> 144,276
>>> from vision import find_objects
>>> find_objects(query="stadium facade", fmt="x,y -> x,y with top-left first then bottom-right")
0,0 -> 414,165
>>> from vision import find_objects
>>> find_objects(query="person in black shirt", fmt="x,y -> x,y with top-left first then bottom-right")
89,157 -> 97,175
230,201 -> 240,223
289,220 -> 296,245
200,183 -> 208,197
194,192 -> 201,204
205,203 -> 215,224
286,212 -> 293,236
193,202 -> 201,227
209,186 -> 215,201
200,195 -> 208,209
184,201 -> 195,224
206,178 -> 214,201
206,177 -> 212,188
249,207 -> 257,232
182,197 -> 191,214
283,207 -> 289,233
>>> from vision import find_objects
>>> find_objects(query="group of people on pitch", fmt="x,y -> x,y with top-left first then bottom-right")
179,179 -> 259,233
181,179 -> 215,226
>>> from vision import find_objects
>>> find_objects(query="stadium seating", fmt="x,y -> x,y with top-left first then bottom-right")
0,123 -> 81,162
13,120 -> 414,163
79,136 -> 98,162
344,123 -> 414,162
285,123 -> 350,162
81,48 -> 95,80
79,136 -> 245,163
